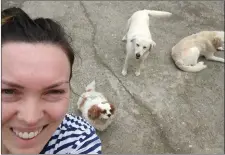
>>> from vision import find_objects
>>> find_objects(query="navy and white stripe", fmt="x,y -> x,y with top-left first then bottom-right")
40,114 -> 102,154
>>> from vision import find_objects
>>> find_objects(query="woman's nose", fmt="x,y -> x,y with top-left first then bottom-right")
17,98 -> 44,126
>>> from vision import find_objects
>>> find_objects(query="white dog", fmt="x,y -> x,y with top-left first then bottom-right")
171,31 -> 224,72
77,80 -> 116,131
122,9 -> 172,76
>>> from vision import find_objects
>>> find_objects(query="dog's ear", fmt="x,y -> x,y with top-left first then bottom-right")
130,36 -> 136,42
151,40 -> 156,47
212,37 -> 222,49
149,40 -> 156,51
88,105 -> 101,120
109,104 -> 115,114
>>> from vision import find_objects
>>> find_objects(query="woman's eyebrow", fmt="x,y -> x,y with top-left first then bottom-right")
2,80 -> 24,89
2,80 -> 69,90
44,81 -> 69,90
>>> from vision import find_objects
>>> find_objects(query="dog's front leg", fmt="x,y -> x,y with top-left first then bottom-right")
135,64 -> 141,76
206,55 -> 224,63
135,53 -> 149,76
135,60 -> 144,76
122,55 -> 130,76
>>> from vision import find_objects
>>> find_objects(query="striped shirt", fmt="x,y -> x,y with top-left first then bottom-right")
40,114 -> 102,154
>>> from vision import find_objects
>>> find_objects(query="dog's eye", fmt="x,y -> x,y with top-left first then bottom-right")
136,44 -> 139,47
102,110 -> 106,114
110,109 -> 113,113
143,46 -> 146,49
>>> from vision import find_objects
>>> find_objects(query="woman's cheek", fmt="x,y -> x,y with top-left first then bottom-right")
44,98 -> 70,120
2,103 -> 17,125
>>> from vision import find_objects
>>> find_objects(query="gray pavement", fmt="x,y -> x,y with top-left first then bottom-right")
2,1 -> 224,154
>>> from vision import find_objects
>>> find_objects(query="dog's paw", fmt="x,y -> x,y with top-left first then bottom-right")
122,70 -> 127,76
198,61 -> 205,65
217,47 -> 224,51
135,71 -> 140,76
203,64 -> 207,69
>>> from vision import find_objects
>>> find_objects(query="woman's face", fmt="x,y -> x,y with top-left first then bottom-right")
2,42 -> 71,154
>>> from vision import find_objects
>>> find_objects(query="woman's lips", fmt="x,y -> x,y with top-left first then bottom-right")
11,125 -> 48,140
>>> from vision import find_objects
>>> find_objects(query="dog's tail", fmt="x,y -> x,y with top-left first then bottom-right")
144,10 -> 172,17
175,60 -> 207,72
85,80 -> 96,92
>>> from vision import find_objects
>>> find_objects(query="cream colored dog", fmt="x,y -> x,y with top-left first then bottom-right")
171,31 -> 224,72
122,9 -> 172,76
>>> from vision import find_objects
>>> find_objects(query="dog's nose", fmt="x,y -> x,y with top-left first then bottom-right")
136,53 -> 140,58
107,114 -> 111,117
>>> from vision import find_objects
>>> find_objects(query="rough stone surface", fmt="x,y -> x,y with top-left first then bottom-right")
2,1 -> 224,154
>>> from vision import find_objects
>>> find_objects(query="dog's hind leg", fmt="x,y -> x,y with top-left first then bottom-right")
122,18 -> 131,42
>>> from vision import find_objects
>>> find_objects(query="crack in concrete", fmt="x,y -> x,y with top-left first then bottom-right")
134,95 -> 177,153
79,1 -> 136,102
79,1 -> 176,153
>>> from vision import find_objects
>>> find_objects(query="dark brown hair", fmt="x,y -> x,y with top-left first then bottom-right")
2,7 -> 75,80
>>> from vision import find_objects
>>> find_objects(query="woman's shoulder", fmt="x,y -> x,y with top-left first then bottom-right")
61,113 -> 95,131
40,114 -> 102,154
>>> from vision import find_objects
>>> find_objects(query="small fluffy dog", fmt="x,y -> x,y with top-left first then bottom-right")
171,31 -> 224,72
77,80 -> 116,131
122,9 -> 172,76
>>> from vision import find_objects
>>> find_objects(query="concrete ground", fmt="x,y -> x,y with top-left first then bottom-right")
2,1 -> 224,154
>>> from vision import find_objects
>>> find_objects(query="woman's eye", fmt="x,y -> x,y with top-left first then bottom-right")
136,44 -> 139,47
46,89 -> 65,95
2,89 -> 21,102
143,46 -> 146,49
2,89 -> 16,95
42,89 -> 66,102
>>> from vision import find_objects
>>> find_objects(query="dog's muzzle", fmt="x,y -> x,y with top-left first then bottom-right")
136,53 -> 140,59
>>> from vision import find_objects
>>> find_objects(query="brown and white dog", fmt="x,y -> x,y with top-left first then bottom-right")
77,80 -> 116,131
171,31 -> 224,72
